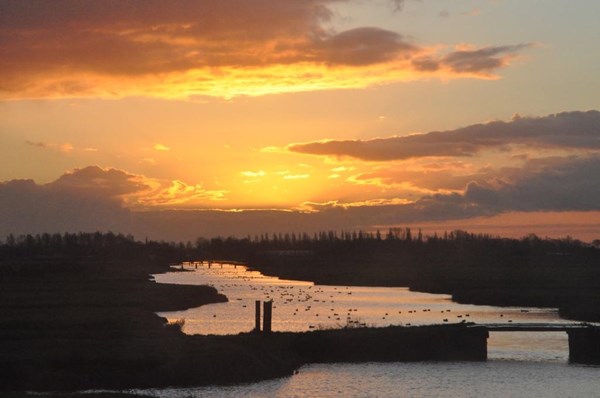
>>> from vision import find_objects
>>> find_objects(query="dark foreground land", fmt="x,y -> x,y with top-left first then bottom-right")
0,240 -> 487,392
0,234 -> 295,391
1,230 -> 600,392
0,249 -> 488,391
1,233 -> 486,392
0,394 -> 152,398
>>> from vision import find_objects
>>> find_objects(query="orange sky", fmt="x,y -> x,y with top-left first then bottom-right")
1,0 -> 599,241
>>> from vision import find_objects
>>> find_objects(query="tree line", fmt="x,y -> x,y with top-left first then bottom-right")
1,229 -> 596,266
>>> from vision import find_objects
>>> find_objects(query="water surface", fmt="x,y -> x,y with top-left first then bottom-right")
154,262 -> 580,364
142,262 -> 600,397
155,262 -> 569,340
129,361 -> 600,398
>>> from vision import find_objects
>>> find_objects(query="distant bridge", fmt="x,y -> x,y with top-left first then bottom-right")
468,323 -> 600,364
474,323 -> 590,332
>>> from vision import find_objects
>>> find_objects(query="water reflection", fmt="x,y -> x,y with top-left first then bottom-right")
130,361 -> 600,398
128,262 -> 598,397
154,262 -> 568,339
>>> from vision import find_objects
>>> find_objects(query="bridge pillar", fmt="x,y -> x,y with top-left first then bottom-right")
254,300 -> 261,332
567,327 -> 600,364
263,300 -> 273,334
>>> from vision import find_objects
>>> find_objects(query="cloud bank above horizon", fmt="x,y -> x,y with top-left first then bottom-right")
1,110 -> 599,240
1,1 -> 599,241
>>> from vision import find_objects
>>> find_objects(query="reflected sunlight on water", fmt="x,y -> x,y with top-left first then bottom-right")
154,262 -> 568,338
129,361 -> 600,398
107,262 -> 600,397
154,262 -> 577,363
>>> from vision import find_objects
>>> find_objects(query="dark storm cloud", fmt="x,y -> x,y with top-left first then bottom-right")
289,111 -> 600,161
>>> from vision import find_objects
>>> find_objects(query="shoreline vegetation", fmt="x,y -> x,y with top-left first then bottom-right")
1,230 -> 599,392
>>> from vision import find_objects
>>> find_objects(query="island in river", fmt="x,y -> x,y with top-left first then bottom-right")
1,230 -> 599,392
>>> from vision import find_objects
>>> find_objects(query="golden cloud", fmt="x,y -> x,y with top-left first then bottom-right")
283,173 -> 310,180
299,197 -> 414,212
153,143 -> 171,151
49,166 -> 226,208
1,1 -> 530,100
139,180 -> 227,207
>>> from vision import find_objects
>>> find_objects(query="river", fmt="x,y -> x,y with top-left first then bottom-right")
129,262 -> 600,397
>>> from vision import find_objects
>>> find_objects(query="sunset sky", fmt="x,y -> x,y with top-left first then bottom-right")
1,0 -> 599,241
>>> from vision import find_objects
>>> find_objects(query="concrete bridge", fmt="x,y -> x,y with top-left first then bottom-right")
477,322 -> 587,332
470,323 -> 600,364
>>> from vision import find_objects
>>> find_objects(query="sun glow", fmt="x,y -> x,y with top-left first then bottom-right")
2,0 -> 599,241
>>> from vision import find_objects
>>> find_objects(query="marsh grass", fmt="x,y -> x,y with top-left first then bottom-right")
164,318 -> 186,332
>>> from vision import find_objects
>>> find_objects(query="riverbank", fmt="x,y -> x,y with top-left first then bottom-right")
0,249 -> 496,392
2,232 -> 599,392
246,241 -> 600,323
0,253 -> 225,391
1,254 -> 492,391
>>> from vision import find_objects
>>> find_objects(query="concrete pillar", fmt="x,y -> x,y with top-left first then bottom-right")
263,300 -> 273,333
568,327 -> 600,364
255,300 -> 261,332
